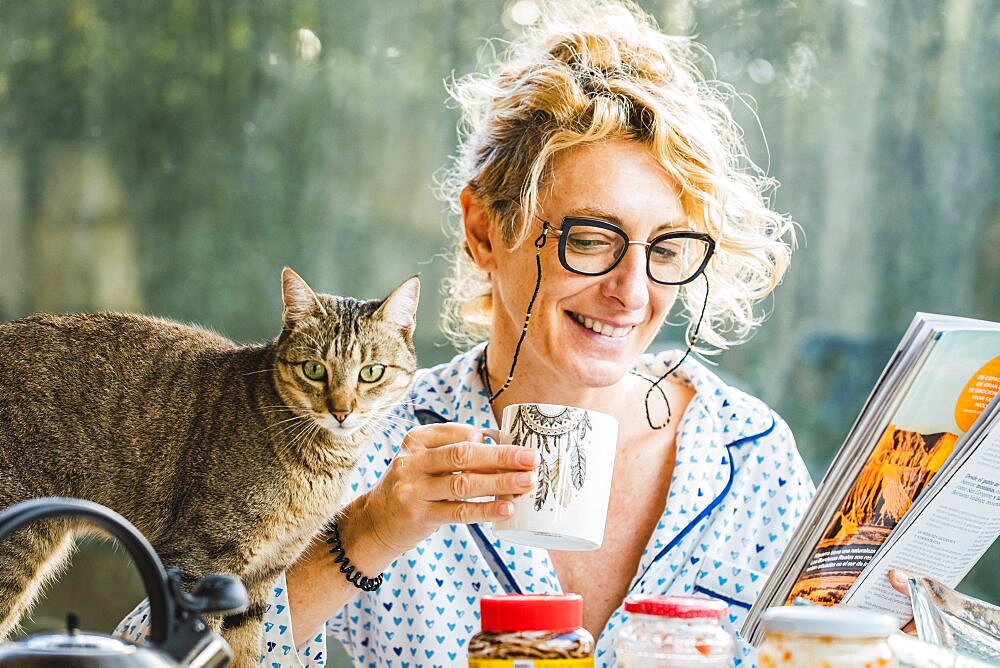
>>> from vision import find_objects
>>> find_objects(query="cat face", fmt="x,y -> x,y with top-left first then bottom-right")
273,268 -> 419,441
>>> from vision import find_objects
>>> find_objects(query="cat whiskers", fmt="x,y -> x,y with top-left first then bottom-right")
267,414 -> 313,431
285,419 -> 323,454
369,396 -> 421,415
367,413 -> 419,432
260,411 -> 315,440
258,404 -> 303,416
243,367 -> 277,376
365,402 -> 420,428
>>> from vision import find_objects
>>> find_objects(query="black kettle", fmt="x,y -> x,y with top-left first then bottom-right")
0,498 -> 249,667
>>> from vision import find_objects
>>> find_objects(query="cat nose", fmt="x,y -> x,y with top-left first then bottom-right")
332,411 -> 351,424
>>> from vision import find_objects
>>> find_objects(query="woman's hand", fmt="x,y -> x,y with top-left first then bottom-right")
888,567 -> 918,635
285,423 -> 538,641
348,422 -> 538,557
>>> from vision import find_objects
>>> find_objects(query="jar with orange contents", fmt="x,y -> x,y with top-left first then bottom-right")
759,606 -> 898,668
614,595 -> 734,667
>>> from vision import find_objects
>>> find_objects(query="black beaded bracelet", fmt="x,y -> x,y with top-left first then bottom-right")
323,518 -> 384,592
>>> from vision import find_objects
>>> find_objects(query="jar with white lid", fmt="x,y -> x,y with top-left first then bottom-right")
759,605 -> 898,668
614,595 -> 735,667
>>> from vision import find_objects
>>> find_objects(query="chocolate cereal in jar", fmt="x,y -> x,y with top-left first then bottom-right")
468,594 -> 594,667
759,605 -> 897,668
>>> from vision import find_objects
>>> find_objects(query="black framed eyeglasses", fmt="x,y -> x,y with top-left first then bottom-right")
544,216 -> 715,286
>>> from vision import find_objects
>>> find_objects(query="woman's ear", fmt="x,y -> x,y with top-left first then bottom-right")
461,186 -> 498,272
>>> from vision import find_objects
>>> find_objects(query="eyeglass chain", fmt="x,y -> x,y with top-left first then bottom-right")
480,223 -> 550,403
478,221 -> 711,431
628,274 -> 709,430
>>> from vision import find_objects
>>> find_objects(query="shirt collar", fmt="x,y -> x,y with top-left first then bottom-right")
412,343 -> 772,448
410,342 -> 496,431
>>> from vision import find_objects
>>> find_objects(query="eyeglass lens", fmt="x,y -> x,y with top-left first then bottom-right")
560,221 -> 711,284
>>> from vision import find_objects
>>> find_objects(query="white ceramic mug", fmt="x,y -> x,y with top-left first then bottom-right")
493,403 -> 618,551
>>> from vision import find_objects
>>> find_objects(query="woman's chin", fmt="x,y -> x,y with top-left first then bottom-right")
563,356 -> 631,390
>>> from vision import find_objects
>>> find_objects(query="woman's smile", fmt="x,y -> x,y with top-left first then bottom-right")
567,311 -> 636,339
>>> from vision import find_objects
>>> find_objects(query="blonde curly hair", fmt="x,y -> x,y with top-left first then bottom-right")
439,0 -> 796,352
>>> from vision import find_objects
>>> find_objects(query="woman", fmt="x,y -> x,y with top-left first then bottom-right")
122,1 -> 813,665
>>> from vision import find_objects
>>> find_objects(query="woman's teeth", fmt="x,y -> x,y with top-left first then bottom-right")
571,312 -> 632,338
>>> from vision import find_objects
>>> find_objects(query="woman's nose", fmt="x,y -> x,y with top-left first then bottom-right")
602,243 -> 649,310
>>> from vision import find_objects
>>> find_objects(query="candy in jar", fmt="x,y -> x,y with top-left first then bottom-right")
614,594 -> 735,667
468,594 -> 594,666
759,605 -> 898,668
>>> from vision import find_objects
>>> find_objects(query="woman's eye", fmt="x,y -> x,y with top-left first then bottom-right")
302,361 -> 327,381
567,235 -> 613,253
649,243 -> 681,263
359,363 -> 386,383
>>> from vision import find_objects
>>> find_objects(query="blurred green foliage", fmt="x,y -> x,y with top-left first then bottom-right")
0,0 -> 997,663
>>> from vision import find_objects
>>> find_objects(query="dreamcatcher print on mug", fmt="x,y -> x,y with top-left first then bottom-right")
509,405 -> 592,511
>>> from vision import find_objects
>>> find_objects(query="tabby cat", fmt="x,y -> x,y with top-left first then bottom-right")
0,267 -> 419,666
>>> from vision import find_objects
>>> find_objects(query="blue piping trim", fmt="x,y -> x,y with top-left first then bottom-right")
412,405 -> 524,595
628,415 -> 777,595
694,585 -> 752,610
469,523 -> 523,595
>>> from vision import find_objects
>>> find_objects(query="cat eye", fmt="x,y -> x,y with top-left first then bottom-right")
302,360 -> 327,381
359,364 -> 385,383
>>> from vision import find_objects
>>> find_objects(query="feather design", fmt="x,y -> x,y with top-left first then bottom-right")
533,456 -> 550,511
561,453 -> 575,507
550,444 -> 567,507
570,437 -> 586,491
571,412 -> 591,491
512,405 -> 594,510
579,412 -> 592,442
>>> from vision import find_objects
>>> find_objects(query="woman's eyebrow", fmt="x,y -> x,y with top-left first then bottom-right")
653,220 -> 689,234
565,206 -> 622,224
566,206 -> 688,232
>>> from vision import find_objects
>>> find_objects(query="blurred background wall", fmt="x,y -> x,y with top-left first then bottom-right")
0,0 -> 997,663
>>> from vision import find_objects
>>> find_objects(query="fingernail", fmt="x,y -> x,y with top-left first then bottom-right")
516,450 -> 540,467
515,472 -> 533,487
498,501 -> 514,517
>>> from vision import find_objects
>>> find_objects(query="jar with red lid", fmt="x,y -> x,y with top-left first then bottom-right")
468,594 -> 594,666
614,595 -> 735,667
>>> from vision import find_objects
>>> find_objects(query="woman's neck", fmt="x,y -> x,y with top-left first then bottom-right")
480,343 -> 647,425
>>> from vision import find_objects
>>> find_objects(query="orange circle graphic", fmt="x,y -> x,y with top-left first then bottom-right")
955,356 -> 1000,432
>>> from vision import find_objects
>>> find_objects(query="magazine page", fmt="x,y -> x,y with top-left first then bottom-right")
785,330 -> 1000,607
844,387 -> 1000,623
741,315 -> 946,643
742,315 -> 1000,646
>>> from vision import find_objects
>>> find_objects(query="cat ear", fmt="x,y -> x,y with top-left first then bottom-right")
281,267 -> 328,328
375,276 -> 420,332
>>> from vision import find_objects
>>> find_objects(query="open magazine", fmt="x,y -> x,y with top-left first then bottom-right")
743,313 -> 1000,646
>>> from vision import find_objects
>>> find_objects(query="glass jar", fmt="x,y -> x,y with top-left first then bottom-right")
614,595 -> 735,667
759,606 -> 898,668
468,594 -> 594,667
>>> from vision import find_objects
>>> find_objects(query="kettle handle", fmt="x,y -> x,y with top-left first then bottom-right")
0,497 -> 174,646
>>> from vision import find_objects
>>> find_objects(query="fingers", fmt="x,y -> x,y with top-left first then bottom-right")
371,422 -> 539,548
415,440 -> 538,475
423,470 -> 535,501
402,423 -> 485,452
401,424 -> 538,475
887,567 -> 915,598
886,568 -> 919,635
433,499 -> 517,525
